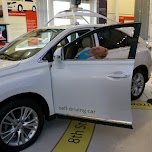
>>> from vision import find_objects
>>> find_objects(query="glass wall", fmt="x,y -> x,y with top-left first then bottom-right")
36,0 -> 97,27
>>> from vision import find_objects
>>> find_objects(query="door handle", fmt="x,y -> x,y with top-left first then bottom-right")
107,71 -> 130,79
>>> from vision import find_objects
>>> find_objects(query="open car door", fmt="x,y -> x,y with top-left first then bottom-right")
51,23 -> 141,128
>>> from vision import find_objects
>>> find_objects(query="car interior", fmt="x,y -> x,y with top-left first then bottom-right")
65,36 -> 95,59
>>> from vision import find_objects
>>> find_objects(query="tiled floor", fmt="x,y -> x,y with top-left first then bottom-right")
139,78 -> 152,101
22,80 -> 152,152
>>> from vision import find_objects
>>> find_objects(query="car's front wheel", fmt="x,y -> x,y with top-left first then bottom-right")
0,98 -> 44,152
32,6 -> 36,12
131,68 -> 146,100
18,5 -> 23,12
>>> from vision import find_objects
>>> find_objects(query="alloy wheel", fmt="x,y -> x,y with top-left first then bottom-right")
131,73 -> 144,97
0,107 -> 39,146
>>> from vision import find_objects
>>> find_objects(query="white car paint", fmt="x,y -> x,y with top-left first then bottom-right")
0,60 -> 20,71
52,59 -> 134,124
0,60 -> 55,116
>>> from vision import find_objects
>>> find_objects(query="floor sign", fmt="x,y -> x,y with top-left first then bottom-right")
52,121 -> 95,152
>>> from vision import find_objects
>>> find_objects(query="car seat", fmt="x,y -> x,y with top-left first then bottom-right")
65,37 -> 93,59
77,37 -> 93,53
60,38 -> 69,47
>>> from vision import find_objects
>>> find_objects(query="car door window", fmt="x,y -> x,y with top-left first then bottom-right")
96,29 -> 133,59
98,29 -> 133,49
63,24 -> 139,61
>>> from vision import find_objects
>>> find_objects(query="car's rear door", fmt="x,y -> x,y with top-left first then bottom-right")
51,23 -> 141,127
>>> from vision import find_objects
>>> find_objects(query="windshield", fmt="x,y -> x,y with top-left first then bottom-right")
0,29 -> 64,61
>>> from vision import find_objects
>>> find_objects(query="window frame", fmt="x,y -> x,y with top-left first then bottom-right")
96,28 -> 133,50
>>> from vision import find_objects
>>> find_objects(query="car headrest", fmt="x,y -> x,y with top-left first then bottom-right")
82,37 -> 92,48
60,38 -> 69,46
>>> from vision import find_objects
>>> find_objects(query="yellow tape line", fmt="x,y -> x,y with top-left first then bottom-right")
131,101 -> 152,110
52,120 -> 95,152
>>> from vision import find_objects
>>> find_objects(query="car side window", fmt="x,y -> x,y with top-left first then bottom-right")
64,34 -> 95,60
56,30 -> 89,49
97,29 -> 133,49
43,30 -> 90,62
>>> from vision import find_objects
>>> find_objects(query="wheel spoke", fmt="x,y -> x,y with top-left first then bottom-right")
20,107 -> 28,121
19,107 -> 24,121
2,121 -> 13,126
16,130 -> 21,146
1,128 -> 15,136
20,129 -> 26,144
10,112 -> 18,125
138,82 -> 144,87
6,132 -> 16,144
24,118 -> 38,125
24,122 -> 38,127
24,126 -> 37,131
1,129 -> 15,140
132,87 -> 138,96
24,109 -> 33,121
5,116 -> 16,124
22,129 -> 30,140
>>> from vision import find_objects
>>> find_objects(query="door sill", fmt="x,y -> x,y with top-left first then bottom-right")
56,114 -> 133,129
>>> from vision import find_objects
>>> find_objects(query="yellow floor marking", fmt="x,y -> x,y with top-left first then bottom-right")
131,101 -> 152,110
52,120 -> 95,152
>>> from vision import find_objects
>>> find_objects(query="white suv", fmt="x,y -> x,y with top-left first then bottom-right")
7,0 -> 36,12
0,9 -> 151,152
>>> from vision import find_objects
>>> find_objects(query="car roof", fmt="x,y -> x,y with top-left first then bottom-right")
38,24 -> 134,37
38,24 -> 105,30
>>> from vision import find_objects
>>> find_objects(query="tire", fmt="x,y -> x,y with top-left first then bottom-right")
18,5 -> 23,12
131,68 -> 146,100
32,6 -> 36,12
0,98 -> 44,152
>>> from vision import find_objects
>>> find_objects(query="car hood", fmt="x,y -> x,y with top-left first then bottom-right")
0,60 -> 20,72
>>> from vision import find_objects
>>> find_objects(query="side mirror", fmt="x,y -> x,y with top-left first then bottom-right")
53,47 -> 64,68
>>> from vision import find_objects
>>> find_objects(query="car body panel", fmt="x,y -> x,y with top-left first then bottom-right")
0,60 -> 20,72
0,61 -> 55,115
51,60 -> 134,125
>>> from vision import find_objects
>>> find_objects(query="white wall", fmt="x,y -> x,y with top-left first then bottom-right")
107,0 -> 135,23
119,0 -> 135,16
8,16 -> 27,41
0,0 -> 9,24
